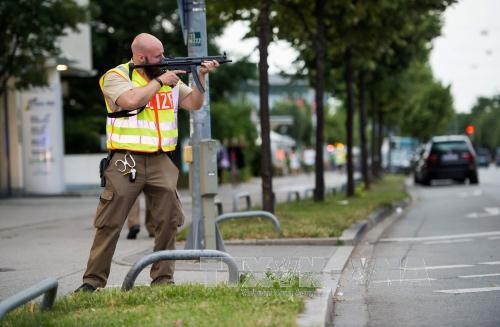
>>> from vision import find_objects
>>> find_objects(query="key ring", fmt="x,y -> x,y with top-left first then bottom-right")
115,152 -> 136,173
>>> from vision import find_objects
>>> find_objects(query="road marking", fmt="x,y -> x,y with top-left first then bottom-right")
458,190 -> 483,198
434,287 -> 500,294
424,239 -> 473,245
479,261 -> 500,265
380,231 -> 500,243
458,273 -> 500,279
488,236 -> 500,240
402,264 -> 474,271
372,278 -> 436,284
466,207 -> 500,219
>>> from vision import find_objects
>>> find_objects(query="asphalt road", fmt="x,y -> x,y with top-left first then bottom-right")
334,167 -> 500,327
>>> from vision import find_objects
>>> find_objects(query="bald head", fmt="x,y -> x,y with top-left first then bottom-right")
131,33 -> 164,64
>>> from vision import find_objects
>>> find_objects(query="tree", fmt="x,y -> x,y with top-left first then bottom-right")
0,0 -> 87,95
272,0 -> 335,201
460,94 -> 500,150
397,61 -> 454,140
258,0 -> 274,212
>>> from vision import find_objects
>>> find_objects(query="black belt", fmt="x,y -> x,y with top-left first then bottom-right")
111,149 -> 174,158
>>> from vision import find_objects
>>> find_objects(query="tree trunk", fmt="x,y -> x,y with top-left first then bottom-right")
313,0 -> 326,201
258,0 -> 274,212
369,90 -> 378,180
2,79 -> 11,197
344,47 -> 355,197
357,73 -> 370,190
376,109 -> 384,179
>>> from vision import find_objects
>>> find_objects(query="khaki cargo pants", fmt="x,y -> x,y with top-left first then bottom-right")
82,151 -> 185,288
127,195 -> 155,235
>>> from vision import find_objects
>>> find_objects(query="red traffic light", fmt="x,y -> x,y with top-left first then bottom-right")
465,125 -> 475,135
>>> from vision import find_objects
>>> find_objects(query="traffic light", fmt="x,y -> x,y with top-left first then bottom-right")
465,124 -> 475,136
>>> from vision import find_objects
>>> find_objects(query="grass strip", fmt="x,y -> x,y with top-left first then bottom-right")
1,275 -> 316,327
178,175 -> 406,241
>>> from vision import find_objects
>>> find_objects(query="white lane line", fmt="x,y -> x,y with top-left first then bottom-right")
372,278 -> 436,284
466,207 -> 500,219
402,264 -> 474,271
424,239 -> 473,245
434,287 -> 500,294
458,190 -> 482,198
488,236 -> 500,240
458,273 -> 500,279
380,231 -> 500,243
479,261 -> 500,265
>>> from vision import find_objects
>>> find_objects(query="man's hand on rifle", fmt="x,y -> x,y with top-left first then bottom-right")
158,70 -> 186,87
199,60 -> 220,75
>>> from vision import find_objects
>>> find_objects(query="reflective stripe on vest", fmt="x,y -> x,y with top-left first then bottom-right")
99,62 -> 180,152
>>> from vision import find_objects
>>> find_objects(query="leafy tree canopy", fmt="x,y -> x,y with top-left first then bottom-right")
0,0 -> 87,93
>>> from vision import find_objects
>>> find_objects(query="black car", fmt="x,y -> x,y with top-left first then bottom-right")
414,135 -> 478,185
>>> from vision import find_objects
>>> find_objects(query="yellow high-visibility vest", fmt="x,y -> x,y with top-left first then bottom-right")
99,62 -> 179,152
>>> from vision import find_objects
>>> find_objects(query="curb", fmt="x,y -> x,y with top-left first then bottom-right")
298,197 -> 411,327
224,237 -> 339,246
338,199 -> 410,246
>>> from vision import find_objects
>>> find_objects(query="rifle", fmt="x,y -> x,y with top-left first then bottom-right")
129,53 -> 231,93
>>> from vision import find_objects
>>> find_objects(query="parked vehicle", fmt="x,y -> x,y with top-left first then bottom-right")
382,136 -> 419,174
414,135 -> 478,185
476,147 -> 491,167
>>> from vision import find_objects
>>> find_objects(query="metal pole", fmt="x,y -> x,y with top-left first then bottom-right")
180,0 -> 213,249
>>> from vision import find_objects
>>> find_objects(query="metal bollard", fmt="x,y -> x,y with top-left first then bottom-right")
287,190 -> 301,203
304,188 -> 315,199
121,250 -> 239,291
0,278 -> 58,319
232,192 -> 251,211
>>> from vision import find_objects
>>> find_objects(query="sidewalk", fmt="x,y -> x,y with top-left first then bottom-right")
0,170 -> 356,325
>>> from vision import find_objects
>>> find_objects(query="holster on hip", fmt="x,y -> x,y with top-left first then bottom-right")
99,152 -> 114,187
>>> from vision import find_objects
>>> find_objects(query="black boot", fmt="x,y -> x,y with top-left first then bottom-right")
75,283 -> 96,293
127,224 -> 140,239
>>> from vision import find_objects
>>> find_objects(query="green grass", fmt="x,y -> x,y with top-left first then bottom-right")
178,175 -> 407,241
1,276 -> 316,327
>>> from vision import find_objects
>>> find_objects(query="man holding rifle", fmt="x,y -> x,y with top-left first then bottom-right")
76,33 -> 220,292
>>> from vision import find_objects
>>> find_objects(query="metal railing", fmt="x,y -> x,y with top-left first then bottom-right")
0,278 -> 58,319
216,211 -> 281,232
232,192 -> 251,211
304,187 -> 315,199
287,190 -> 301,203
214,198 -> 223,215
215,211 -> 281,251
326,186 -> 337,195
121,250 -> 239,291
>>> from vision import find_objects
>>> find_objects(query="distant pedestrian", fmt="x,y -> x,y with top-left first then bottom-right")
227,137 -> 245,185
125,195 -> 155,239
303,147 -> 315,174
289,147 -> 301,175
216,139 -> 230,184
